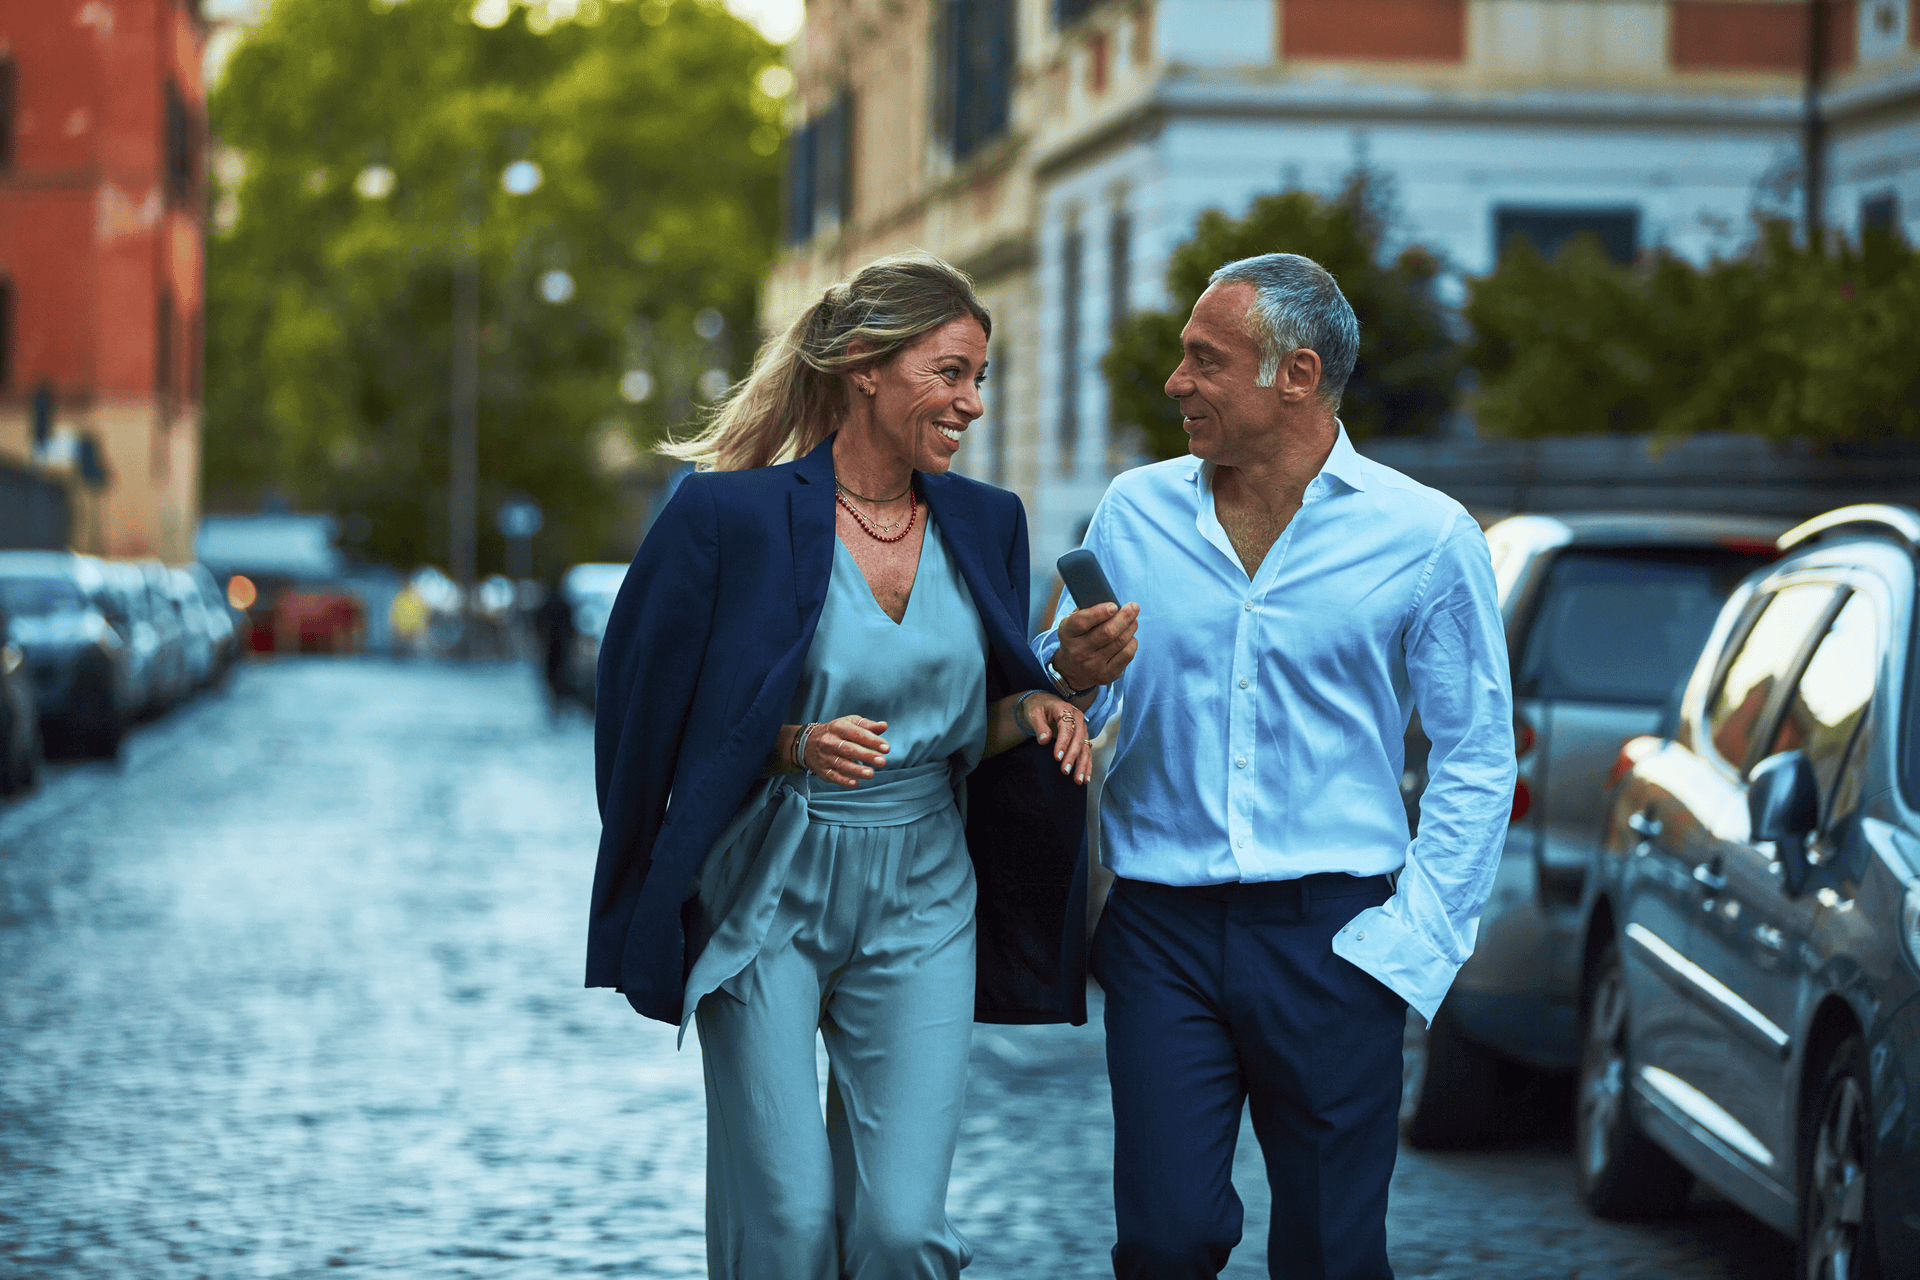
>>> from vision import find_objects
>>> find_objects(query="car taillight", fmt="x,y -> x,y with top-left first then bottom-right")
1717,537 -> 1780,559
1515,713 -> 1536,758
1511,779 -> 1532,825
1609,742 -> 1636,788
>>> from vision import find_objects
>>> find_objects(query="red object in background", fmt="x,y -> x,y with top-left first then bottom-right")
244,589 -> 366,654
277,591 -> 365,653
1511,778 -> 1532,825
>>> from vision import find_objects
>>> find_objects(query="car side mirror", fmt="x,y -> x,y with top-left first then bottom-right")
1748,750 -> 1819,897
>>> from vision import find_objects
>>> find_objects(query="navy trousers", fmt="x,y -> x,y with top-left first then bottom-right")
1091,874 -> 1405,1280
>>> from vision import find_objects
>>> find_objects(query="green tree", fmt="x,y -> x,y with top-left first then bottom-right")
206,0 -> 785,571
1464,223 -> 1920,443
1104,172 -> 1462,460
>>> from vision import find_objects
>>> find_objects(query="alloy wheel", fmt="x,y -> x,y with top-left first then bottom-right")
1804,1074 -> 1868,1280
1578,963 -> 1629,1183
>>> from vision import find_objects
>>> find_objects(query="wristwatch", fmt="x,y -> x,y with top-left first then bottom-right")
1046,657 -> 1096,700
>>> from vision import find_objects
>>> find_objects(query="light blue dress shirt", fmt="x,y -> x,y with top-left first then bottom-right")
1034,429 -> 1515,1020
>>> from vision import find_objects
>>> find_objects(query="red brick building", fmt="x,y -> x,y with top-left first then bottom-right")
0,0 -> 206,560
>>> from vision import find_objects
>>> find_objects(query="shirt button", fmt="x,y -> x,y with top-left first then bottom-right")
1236,837 -> 1246,848
1235,757 -> 1247,768
1243,600 -> 1254,611
1356,931 -> 1367,941
1238,677 -> 1250,689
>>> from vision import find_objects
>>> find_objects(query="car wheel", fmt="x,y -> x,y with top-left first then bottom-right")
1798,1035 -> 1882,1280
1574,941 -> 1693,1217
1401,1004 -> 1499,1149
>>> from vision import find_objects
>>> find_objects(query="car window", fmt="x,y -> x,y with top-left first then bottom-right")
1769,591 -> 1877,823
0,575 -> 87,618
1517,549 -> 1774,706
1708,582 -> 1842,772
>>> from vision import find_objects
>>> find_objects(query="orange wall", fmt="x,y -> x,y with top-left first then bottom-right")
1283,0 -> 1467,62
1671,1 -> 1857,72
0,0 -> 203,404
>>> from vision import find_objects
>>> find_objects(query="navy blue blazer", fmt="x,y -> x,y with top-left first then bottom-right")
587,434 -> 1089,1027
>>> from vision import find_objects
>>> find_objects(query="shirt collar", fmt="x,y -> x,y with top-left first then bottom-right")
1188,421 -> 1372,496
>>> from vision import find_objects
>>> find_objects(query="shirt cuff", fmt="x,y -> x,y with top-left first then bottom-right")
1330,903 -> 1459,1024
1030,630 -> 1119,735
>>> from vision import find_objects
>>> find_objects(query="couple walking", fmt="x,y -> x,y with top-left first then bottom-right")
586,250 -> 1515,1279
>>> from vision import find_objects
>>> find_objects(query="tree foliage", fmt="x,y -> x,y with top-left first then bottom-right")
1464,223 -> 1920,442
205,0 -> 784,571
1104,173 -> 1462,460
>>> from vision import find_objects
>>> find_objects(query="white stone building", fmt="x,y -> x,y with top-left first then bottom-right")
767,0 -> 1920,620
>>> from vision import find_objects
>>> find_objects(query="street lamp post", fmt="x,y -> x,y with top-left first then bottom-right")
450,166 -> 481,657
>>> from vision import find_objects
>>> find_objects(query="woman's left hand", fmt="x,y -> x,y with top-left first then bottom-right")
1022,693 -> 1093,785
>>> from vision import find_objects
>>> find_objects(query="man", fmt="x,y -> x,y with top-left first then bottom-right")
1036,254 -> 1514,1279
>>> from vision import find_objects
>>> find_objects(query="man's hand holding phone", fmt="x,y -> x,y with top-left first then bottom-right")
1055,601 -> 1139,694
1052,549 -> 1138,695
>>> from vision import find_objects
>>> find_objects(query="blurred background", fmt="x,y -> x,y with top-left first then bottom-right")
1,2 -> 1918,1277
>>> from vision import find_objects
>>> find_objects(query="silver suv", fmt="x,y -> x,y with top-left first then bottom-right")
1400,512 -> 1784,1147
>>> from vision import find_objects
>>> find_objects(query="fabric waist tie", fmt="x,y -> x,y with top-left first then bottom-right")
795,759 -> 956,827
678,758 -> 962,1039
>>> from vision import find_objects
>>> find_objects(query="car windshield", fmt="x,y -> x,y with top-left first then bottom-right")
1518,548 -> 1776,706
0,575 -> 88,619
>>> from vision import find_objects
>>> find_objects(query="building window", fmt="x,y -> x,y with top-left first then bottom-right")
0,59 -> 15,172
164,80 -> 195,205
1494,206 -> 1639,265
785,91 -> 853,245
0,278 -> 13,392
940,0 -> 1015,162
1059,225 -> 1083,476
1861,191 -> 1900,237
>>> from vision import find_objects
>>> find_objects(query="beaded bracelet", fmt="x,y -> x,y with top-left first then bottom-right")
790,722 -> 819,773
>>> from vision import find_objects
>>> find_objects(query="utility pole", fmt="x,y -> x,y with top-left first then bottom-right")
450,166 -> 480,656
1803,0 -> 1830,247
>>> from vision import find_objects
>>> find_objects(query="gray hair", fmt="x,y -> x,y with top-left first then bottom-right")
1208,253 -> 1359,409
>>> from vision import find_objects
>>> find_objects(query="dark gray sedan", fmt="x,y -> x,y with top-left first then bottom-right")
1581,503 -> 1920,1278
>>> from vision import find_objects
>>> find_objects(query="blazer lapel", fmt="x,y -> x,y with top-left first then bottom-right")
790,435 -> 838,629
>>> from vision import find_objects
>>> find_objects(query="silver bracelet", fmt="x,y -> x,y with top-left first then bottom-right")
790,723 -> 818,772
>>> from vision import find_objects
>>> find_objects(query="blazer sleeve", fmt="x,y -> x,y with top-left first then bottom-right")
587,476 -> 720,977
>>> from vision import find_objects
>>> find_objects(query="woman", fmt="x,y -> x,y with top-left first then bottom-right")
587,252 -> 1095,1279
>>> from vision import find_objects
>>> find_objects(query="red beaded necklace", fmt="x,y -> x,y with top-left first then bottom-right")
836,485 -> 918,544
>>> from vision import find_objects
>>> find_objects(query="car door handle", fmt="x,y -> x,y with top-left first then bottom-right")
1628,809 -> 1662,838
1693,859 -> 1728,893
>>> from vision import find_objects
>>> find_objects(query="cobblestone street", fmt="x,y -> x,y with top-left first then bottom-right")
1,661 -> 1793,1278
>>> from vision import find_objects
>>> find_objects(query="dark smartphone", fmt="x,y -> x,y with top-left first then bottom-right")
1056,548 -> 1118,610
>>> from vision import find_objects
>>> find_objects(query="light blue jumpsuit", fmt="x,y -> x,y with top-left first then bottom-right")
683,517 -> 988,1280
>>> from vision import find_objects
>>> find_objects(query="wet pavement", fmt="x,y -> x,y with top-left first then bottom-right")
1,660 -> 1791,1278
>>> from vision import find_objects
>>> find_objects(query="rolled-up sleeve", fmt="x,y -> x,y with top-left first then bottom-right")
1332,513 -> 1515,1022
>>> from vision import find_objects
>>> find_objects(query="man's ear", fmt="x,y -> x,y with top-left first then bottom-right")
1277,347 -> 1323,404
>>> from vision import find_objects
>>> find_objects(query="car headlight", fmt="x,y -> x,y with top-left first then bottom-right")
1905,884 -> 1920,975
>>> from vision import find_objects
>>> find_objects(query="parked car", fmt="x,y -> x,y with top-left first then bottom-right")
0,605 -> 44,796
560,562 -> 629,708
1578,503 -> 1920,1277
0,551 -> 135,756
1399,512 -> 1785,1147
164,569 -> 216,689
131,560 -> 193,710
182,564 -> 243,682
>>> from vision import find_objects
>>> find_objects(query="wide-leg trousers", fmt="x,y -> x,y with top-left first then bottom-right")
694,794 -> 977,1280
1091,873 -> 1405,1280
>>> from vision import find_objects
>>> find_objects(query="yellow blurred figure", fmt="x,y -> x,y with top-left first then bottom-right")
389,586 -> 430,655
